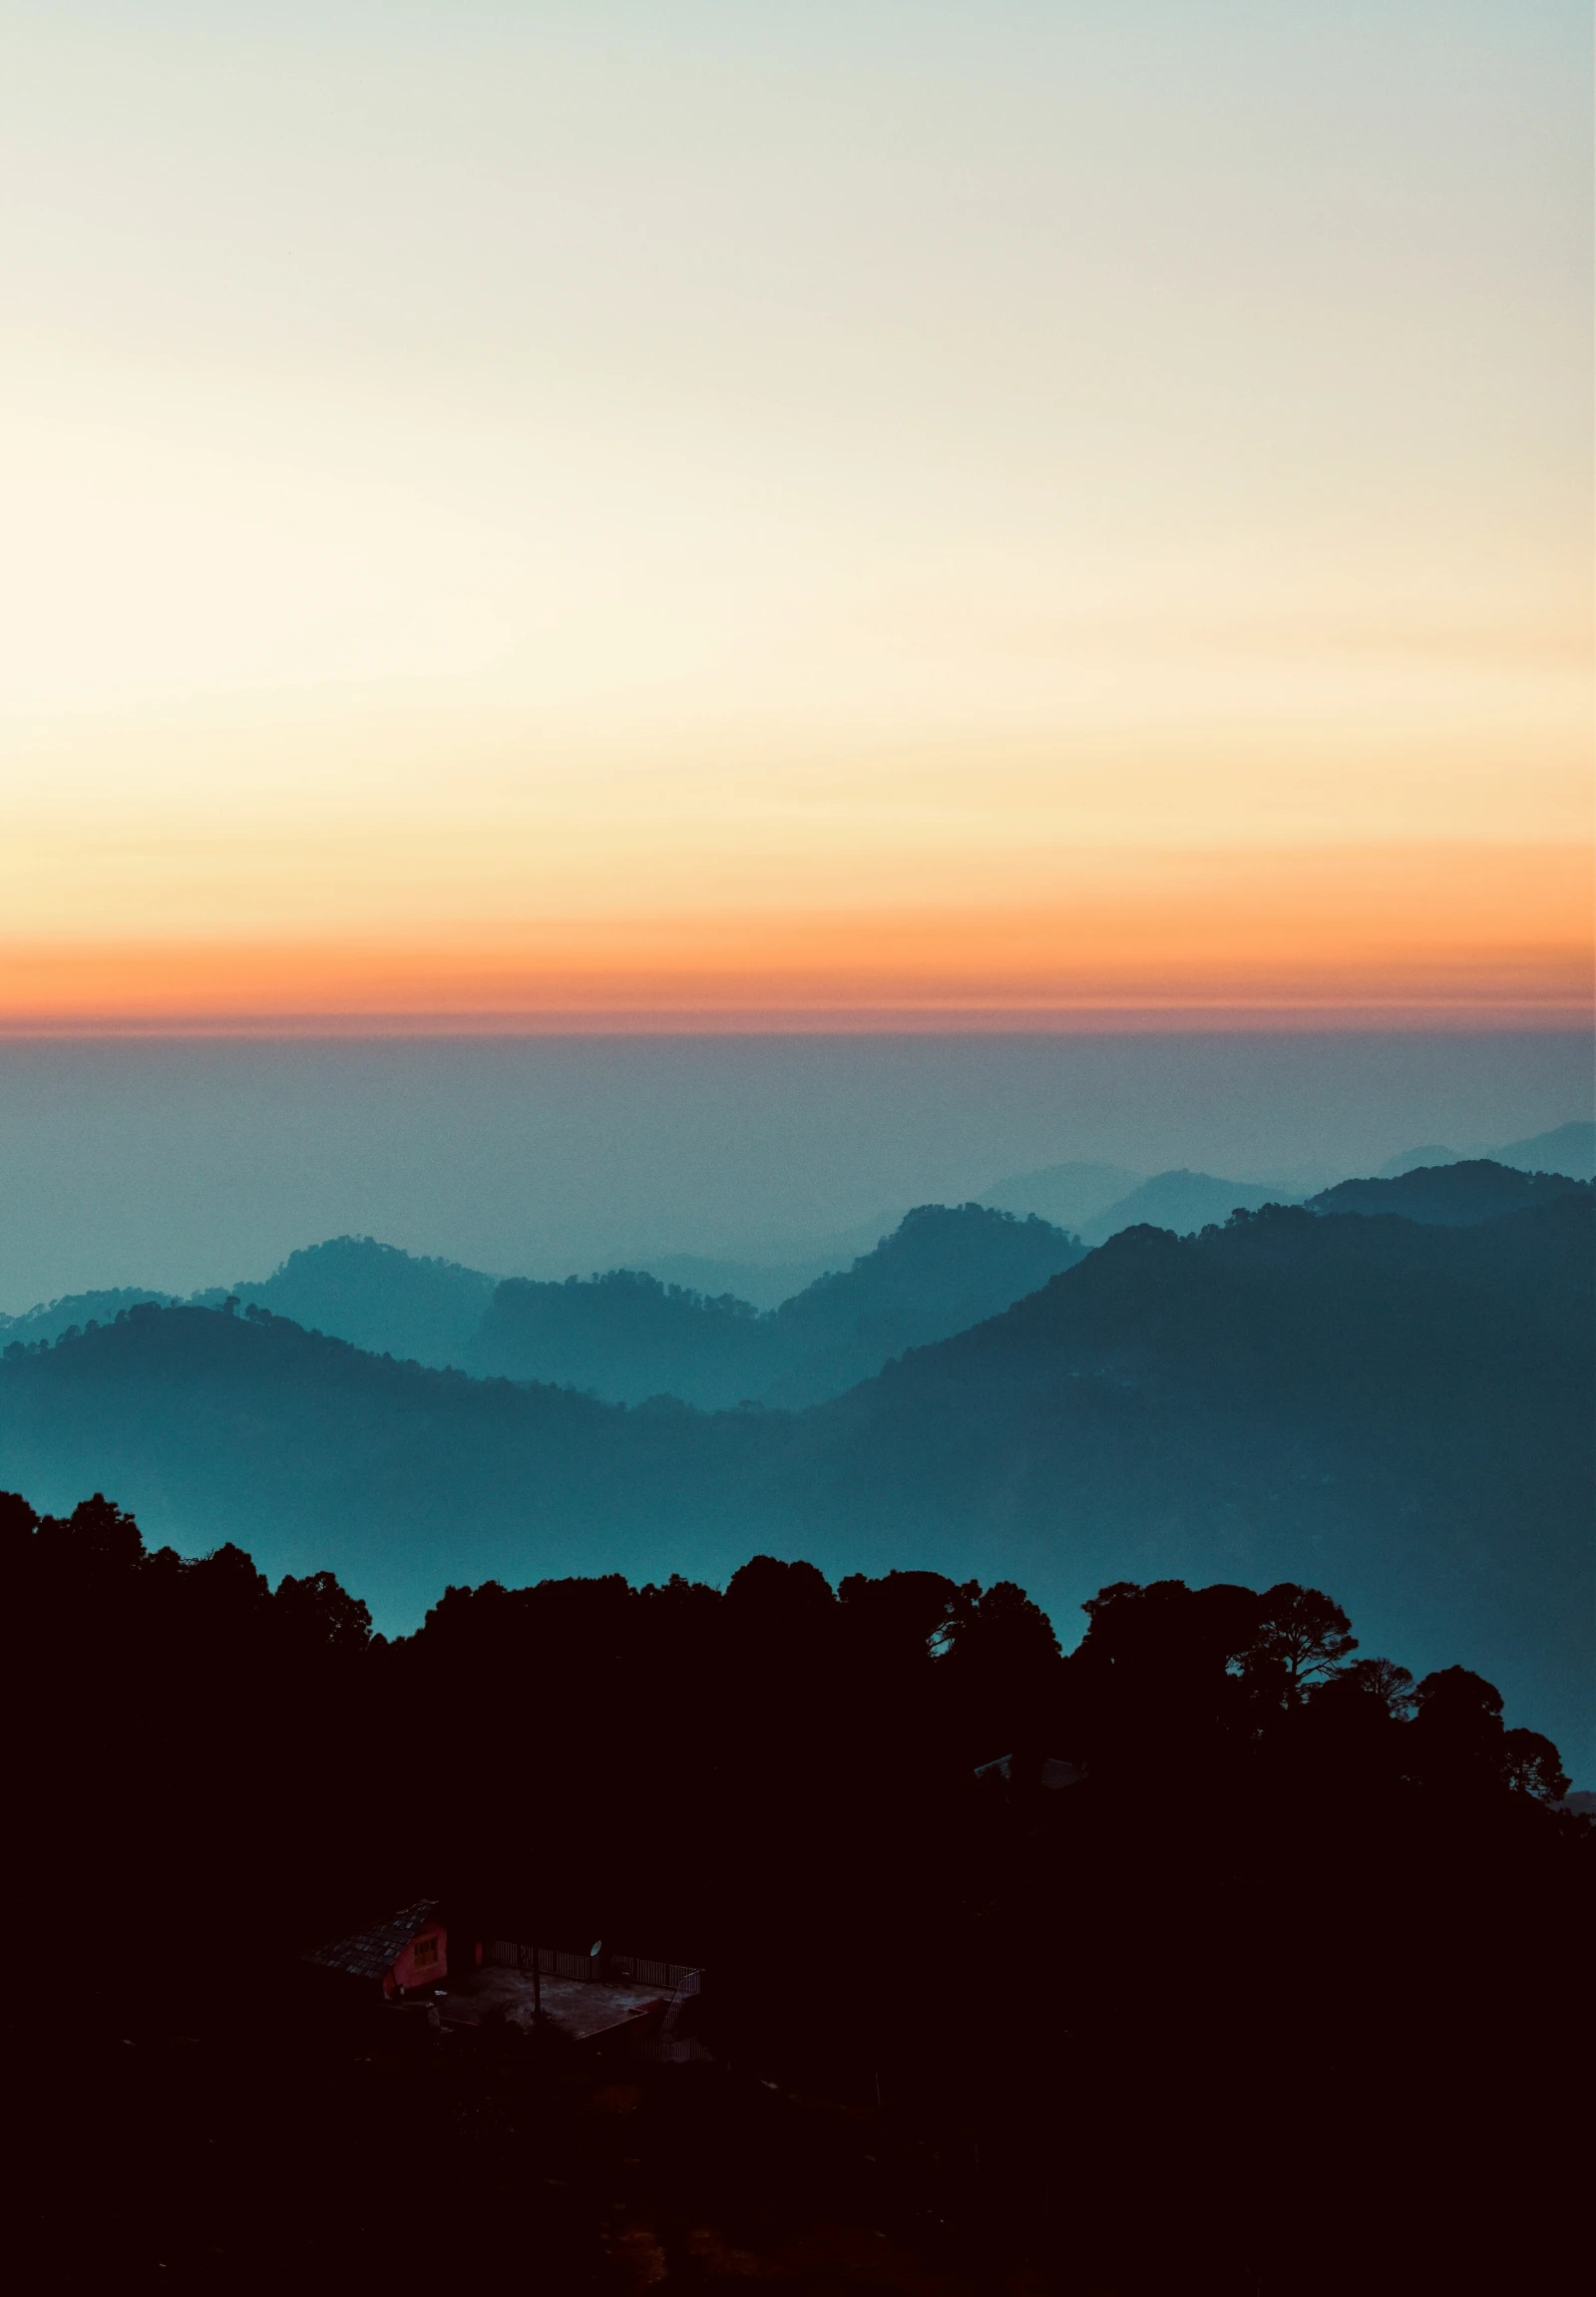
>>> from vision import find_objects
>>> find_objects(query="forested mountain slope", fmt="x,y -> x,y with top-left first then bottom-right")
0,1299 -> 764,1607
52,1204 -> 1082,1401
754,1195 -> 1593,1762
0,1287 -> 178,1346
0,1196 -> 1588,1765
1308,1160 -> 1588,1225
466,1269 -> 761,1402
761,1202 -> 1089,1404
466,1203 -> 1086,1405
225,1236 -> 497,1366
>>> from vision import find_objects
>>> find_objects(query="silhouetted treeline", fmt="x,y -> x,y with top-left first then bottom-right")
10,1489 -> 1590,2290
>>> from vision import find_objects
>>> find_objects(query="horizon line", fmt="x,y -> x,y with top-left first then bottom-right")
0,1001 -> 1591,1041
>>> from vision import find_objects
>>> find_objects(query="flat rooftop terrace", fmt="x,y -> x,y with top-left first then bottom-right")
433,1964 -> 667,2045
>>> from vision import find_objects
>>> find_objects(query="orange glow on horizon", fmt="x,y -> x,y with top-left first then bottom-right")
2,846 -> 1587,1035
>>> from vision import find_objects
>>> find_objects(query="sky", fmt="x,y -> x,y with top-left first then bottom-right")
0,1 -> 1590,1027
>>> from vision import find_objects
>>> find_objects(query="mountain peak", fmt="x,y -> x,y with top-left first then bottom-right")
1309,1161 -> 1589,1227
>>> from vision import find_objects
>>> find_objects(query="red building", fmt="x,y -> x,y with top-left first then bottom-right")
302,1899 -> 453,1997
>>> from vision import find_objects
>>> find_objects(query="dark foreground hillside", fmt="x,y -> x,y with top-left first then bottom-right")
1,1193 -> 1590,1766
9,1495 -> 1590,2295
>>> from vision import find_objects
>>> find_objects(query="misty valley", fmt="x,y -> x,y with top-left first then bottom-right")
4,1156 -> 1591,1759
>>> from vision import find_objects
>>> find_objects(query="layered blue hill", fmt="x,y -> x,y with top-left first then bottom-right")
1,1189 -> 1588,1769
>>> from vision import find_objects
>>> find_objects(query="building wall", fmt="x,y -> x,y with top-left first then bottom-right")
386,1922 -> 447,1994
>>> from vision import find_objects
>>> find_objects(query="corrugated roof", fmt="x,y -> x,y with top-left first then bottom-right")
974,1753 -> 1083,1790
303,1899 -> 440,1982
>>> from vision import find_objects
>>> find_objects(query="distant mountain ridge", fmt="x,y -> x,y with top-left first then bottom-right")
980,1162 -> 1302,1244
1493,1120 -> 1595,1179
0,1204 -> 1083,1410
0,1287 -> 178,1349
1309,1162 -> 1590,1226
466,1203 -> 1088,1405
977,1160 -> 1140,1233
981,1120 -> 1594,1241
1,1190 -> 1588,1770
226,1236 -> 495,1366
8,1137 -> 1587,1382
1075,1168 -> 1297,1245
1377,1120 -> 1594,1182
